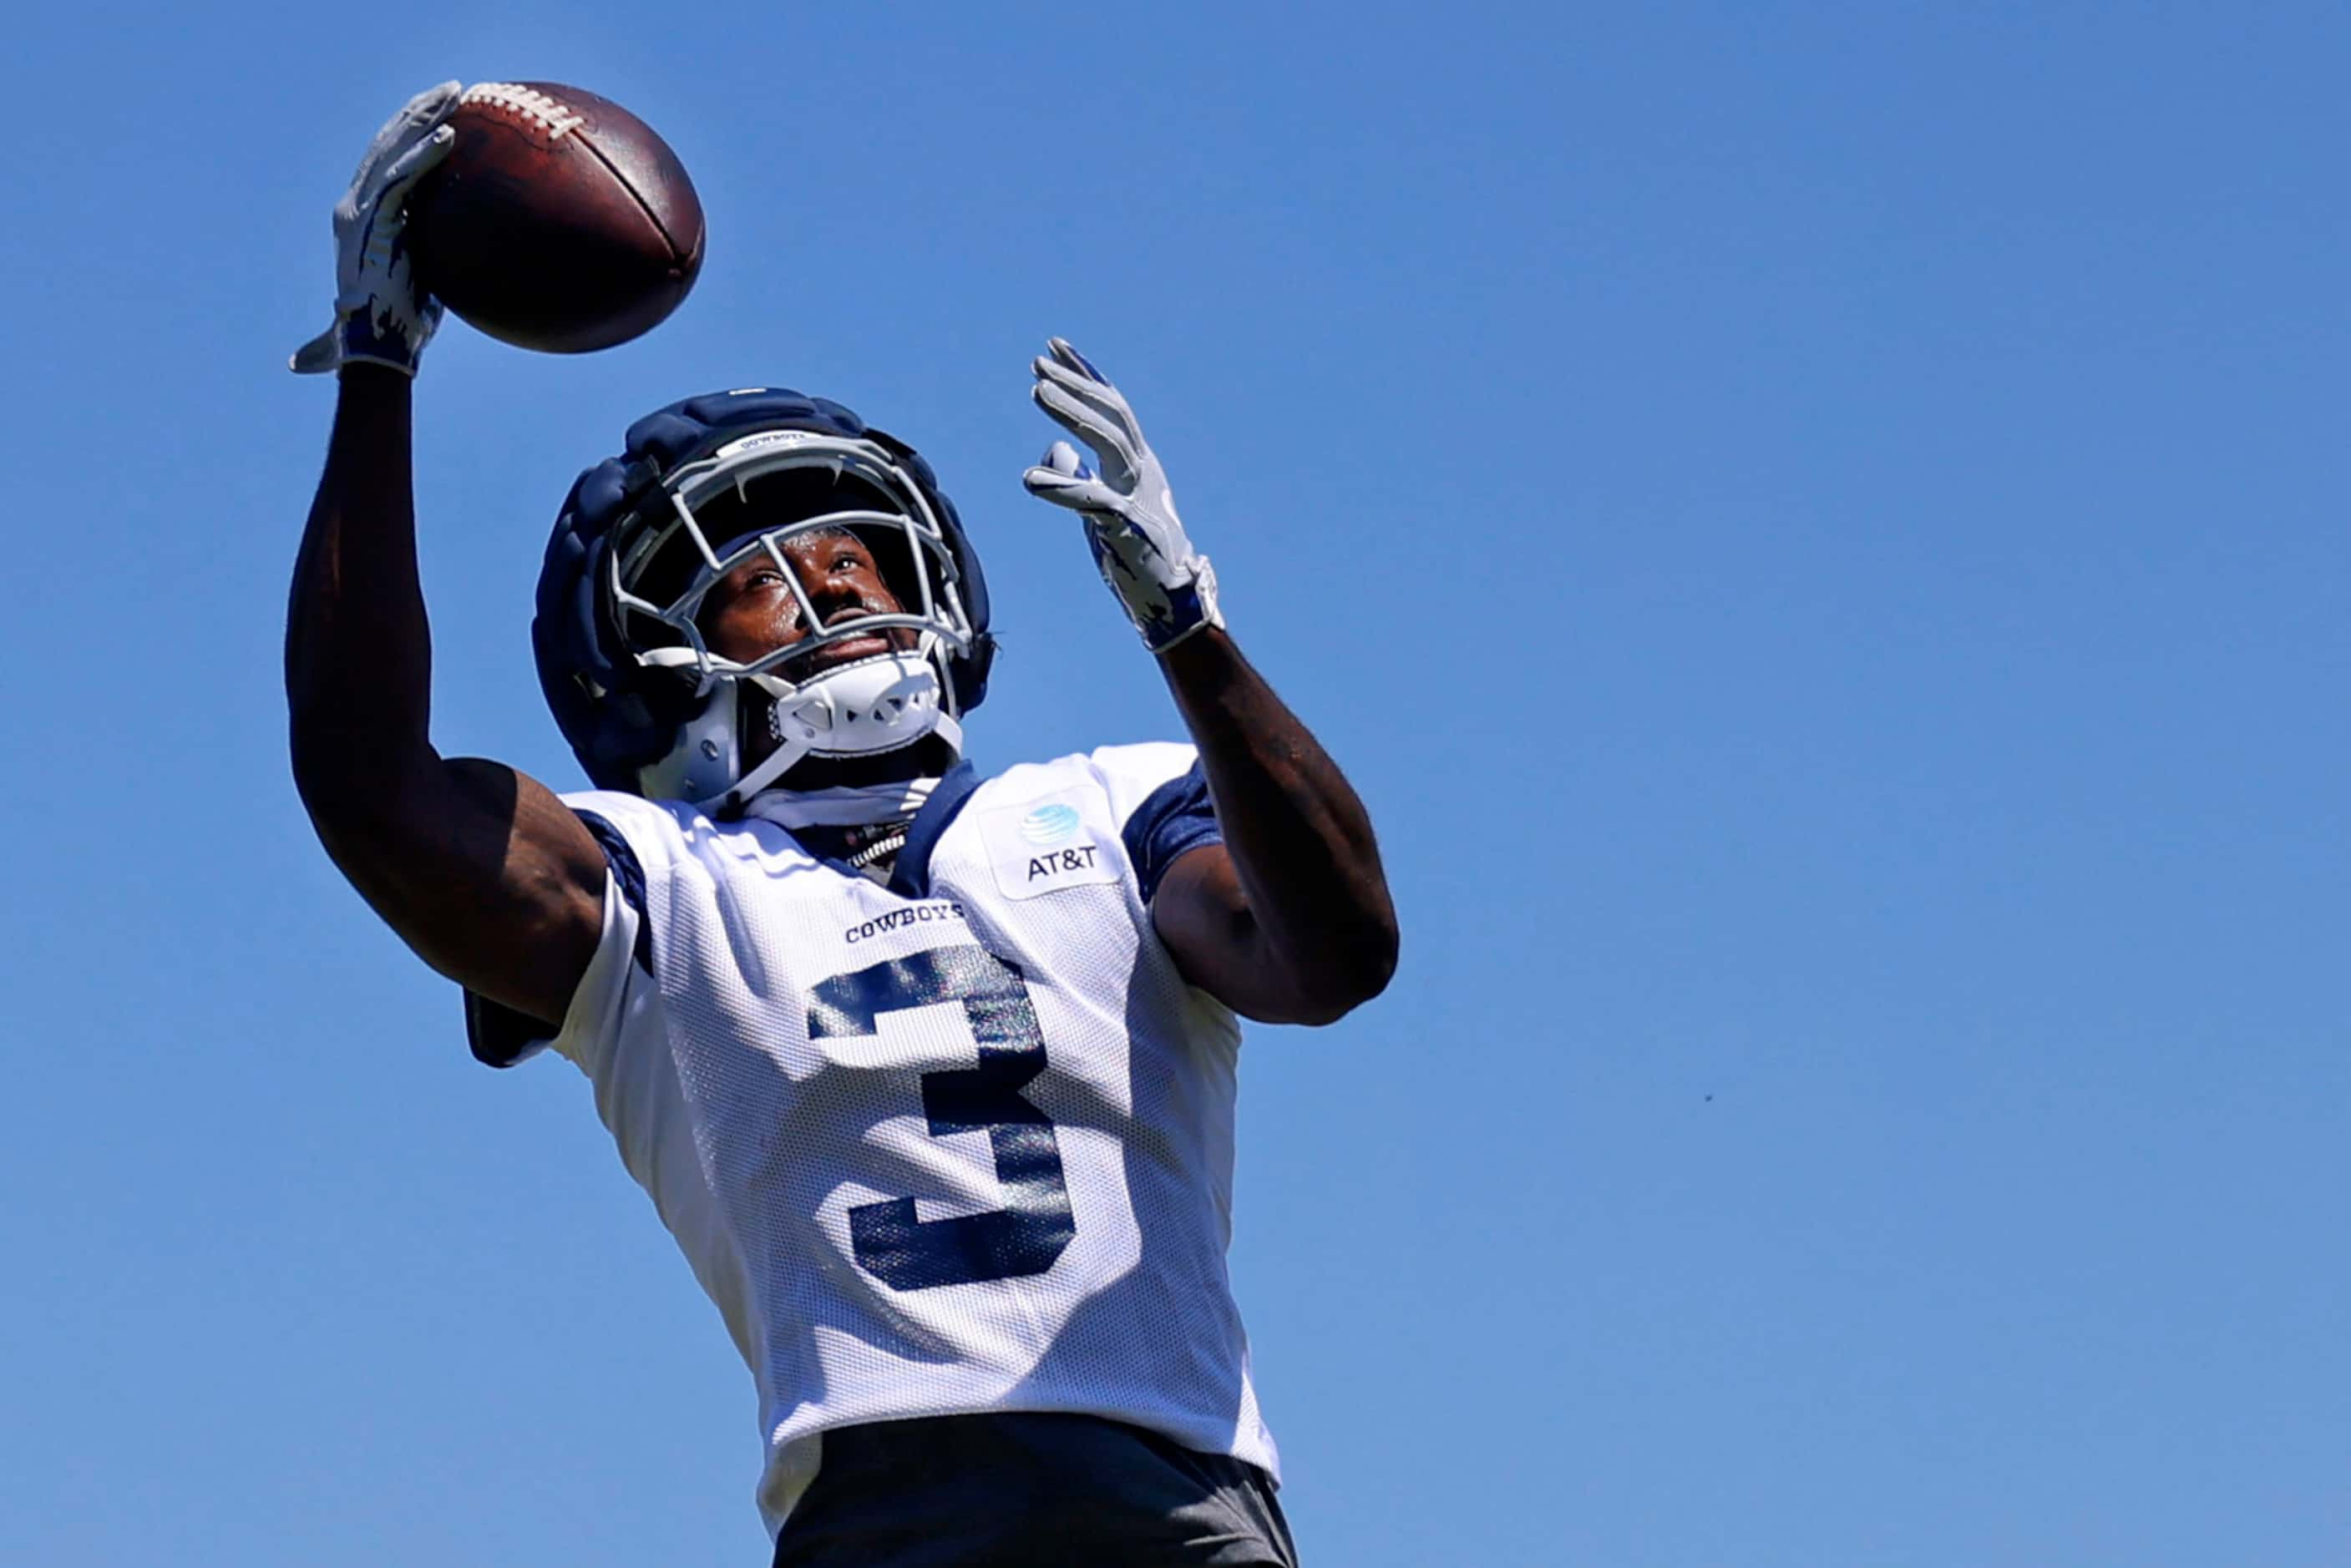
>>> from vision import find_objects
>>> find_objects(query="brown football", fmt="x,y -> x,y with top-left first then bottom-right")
405,81 -> 705,354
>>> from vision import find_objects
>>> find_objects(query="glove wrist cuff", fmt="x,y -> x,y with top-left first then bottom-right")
1136,556 -> 1224,653
337,344 -> 424,377
289,314 -> 429,377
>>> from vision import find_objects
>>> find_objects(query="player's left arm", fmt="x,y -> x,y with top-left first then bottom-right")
1024,340 -> 1399,1024
1150,630 -> 1396,1023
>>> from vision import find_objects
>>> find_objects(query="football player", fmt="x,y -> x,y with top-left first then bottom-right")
286,86 -> 1397,1565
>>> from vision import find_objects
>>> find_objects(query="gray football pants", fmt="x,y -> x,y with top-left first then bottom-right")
770,1413 -> 1300,1567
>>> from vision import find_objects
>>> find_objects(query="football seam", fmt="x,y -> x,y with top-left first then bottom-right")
575,133 -> 693,267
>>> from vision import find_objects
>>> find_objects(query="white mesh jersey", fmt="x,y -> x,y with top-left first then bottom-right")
498,743 -> 1275,1536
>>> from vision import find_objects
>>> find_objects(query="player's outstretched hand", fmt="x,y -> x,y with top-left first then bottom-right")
1022,338 -> 1224,652
289,83 -> 462,377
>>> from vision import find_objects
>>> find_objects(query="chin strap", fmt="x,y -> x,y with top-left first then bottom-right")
708,651 -> 961,812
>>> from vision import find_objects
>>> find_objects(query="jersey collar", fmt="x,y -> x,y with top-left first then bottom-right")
887,759 -> 981,899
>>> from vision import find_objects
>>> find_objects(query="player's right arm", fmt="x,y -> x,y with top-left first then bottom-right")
284,89 -> 605,1030
286,369 -> 605,1028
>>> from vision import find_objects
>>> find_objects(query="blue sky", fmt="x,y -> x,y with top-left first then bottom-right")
2,3 -> 2344,1564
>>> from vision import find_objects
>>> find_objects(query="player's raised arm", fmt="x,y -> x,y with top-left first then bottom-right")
1023,340 -> 1398,1025
284,88 -> 605,1029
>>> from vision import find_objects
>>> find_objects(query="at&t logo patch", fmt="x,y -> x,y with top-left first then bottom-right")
982,793 -> 1122,903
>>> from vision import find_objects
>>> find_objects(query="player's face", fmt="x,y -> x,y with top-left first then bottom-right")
698,528 -> 918,676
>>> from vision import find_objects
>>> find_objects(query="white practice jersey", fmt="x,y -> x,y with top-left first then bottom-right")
469,743 -> 1276,1536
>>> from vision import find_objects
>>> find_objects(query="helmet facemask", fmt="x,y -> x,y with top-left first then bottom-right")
605,427 -> 980,811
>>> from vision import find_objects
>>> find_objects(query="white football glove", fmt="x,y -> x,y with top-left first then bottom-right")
289,83 -> 462,377
1022,338 -> 1224,652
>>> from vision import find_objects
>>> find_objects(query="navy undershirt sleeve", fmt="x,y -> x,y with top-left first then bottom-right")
574,810 -> 654,975
1122,761 -> 1224,906
464,808 -> 651,1069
